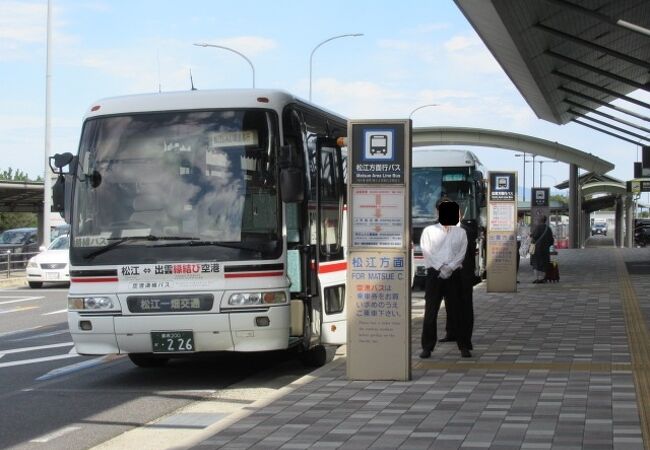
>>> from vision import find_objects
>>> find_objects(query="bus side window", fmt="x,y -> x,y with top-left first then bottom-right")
324,284 -> 345,314
320,147 -> 341,256
286,203 -> 300,243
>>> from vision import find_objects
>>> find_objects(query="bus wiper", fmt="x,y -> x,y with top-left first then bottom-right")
84,235 -> 199,259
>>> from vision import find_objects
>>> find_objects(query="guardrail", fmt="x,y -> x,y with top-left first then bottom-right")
2,251 -> 40,278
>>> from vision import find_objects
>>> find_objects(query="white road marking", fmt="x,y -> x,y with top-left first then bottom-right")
42,309 -> 67,316
0,306 -> 38,314
9,329 -> 69,341
36,355 -> 113,381
0,352 -> 79,369
0,325 -> 44,338
30,426 -> 81,443
0,296 -> 43,305
0,342 -> 74,355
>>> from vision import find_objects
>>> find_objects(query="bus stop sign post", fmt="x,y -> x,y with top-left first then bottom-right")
486,171 -> 518,293
346,119 -> 412,381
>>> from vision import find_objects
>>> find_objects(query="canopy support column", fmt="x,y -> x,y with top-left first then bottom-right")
569,164 -> 580,248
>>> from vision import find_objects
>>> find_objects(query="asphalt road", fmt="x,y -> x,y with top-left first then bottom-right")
0,286 -> 312,450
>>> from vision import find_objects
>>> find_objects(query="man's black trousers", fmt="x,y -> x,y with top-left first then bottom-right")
421,268 -> 471,351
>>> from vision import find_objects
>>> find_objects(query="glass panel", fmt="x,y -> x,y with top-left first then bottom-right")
320,148 -> 341,255
72,110 -> 280,262
412,167 -> 477,221
324,284 -> 345,315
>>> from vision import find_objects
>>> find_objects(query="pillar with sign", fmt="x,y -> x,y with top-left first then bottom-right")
531,187 -> 550,225
486,171 -> 518,292
346,120 -> 411,381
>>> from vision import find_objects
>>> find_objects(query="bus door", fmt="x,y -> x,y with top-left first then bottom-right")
315,137 -> 346,345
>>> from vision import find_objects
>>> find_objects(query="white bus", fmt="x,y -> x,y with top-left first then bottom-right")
411,149 -> 487,287
51,89 -> 348,368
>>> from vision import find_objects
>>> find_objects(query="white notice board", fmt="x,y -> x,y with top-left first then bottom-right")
351,186 -> 405,248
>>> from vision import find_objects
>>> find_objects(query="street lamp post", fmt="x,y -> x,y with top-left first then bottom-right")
514,153 -> 533,202
409,104 -> 439,120
193,43 -> 256,88
42,0 -> 53,246
538,159 -> 559,186
309,33 -> 363,102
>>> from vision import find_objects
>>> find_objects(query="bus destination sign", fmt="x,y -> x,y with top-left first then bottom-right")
351,124 -> 405,184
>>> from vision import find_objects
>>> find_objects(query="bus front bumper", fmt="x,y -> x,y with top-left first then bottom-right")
68,306 -> 291,355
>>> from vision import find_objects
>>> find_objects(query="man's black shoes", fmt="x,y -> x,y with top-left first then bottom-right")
460,348 -> 472,358
439,336 -> 456,343
419,349 -> 432,359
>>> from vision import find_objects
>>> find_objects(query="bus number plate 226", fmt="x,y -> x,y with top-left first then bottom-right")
151,331 -> 194,353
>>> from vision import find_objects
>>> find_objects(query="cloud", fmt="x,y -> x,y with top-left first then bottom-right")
442,34 -> 501,74
0,1 -> 78,60
0,1 -> 45,44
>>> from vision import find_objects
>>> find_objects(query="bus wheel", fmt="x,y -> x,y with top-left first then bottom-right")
28,282 -> 43,289
128,353 -> 169,368
300,344 -> 327,368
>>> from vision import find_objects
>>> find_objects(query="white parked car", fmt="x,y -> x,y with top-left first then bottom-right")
26,235 -> 70,288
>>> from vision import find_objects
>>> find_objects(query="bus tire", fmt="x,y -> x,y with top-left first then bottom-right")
300,344 -> 327,368
28,282 -> 43,289
128,353 -> 169,368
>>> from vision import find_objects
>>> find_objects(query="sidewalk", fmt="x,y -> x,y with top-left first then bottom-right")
186,248 -> 649,450
0,273 -> 27,289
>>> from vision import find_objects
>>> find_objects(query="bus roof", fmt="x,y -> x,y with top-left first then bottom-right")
82,89 -> 347,122
412,148 -> 483,168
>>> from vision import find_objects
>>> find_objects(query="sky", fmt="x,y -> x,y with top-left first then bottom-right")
1,0 -> 648,196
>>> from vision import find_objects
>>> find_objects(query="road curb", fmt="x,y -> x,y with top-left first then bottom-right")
89,347 -> 347,450
171,351 -> 347,450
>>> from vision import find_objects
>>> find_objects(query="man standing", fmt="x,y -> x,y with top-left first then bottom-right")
419,199 -> 470,358
440,217 -> 477,350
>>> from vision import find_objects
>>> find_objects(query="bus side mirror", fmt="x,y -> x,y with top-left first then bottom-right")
49,152 -> 74,174
52,175 -> 66,214
279,144 -> 304,203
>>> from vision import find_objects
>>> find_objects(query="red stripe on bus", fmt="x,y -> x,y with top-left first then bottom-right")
71,277 -> 119,283
224,271 -> 284,278
318,262 -> 347,273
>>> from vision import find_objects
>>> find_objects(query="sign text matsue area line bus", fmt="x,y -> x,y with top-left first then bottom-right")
51,89 -> 348,368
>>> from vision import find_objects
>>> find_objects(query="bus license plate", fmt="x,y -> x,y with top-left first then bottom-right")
151,331 -> 194,353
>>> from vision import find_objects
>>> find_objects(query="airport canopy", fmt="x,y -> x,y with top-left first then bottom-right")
413,126 -> 614,174
555,171 -> 623,189
454,0 -> 650,146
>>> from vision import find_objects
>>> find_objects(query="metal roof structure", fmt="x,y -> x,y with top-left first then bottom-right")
555,170 -> 623,189
0,181 -> 43,213
454,0 -> 650,146
413,126 -> 614,173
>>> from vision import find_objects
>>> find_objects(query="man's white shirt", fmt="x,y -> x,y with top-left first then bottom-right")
420,223 -> 468,279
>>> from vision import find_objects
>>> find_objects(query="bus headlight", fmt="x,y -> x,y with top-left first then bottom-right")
68,296 -> 120,311
227,291 -> 286,306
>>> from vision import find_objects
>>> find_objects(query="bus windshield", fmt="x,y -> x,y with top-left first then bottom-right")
71,109 -> 281,264
412,167 -> 477,221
